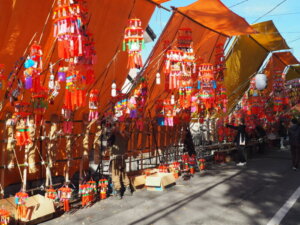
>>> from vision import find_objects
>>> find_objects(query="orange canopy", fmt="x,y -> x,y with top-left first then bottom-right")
0,0 -> 167,119
177,0 -> 255,36
0,0 -> 167,188
140,0 -> 254,114
263,51 -> 299,94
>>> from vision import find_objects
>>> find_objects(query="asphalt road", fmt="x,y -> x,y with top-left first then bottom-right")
41,148 -> 300,225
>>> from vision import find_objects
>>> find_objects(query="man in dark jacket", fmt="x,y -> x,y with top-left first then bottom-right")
108,122 -> 131,199
255,125 -> 267,154
226,118 -> 248,166
183,128 -> 196,157
288,118 -> 300,171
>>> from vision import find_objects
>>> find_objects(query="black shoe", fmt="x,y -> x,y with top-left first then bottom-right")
124,187 -> 132,196
115,190 -> 122,199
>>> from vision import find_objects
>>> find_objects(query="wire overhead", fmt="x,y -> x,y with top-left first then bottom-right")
253,0 -> 288,23
229,0 -> 249,8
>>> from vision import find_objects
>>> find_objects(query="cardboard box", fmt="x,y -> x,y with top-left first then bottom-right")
132,175 -> 146,188
145,173 -> 176,191
0,194 -> 55,222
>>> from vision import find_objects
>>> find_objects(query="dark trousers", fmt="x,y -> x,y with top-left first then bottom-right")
237,146 -> 247,163
258,141 -> 266,154
290,145 -> 300,168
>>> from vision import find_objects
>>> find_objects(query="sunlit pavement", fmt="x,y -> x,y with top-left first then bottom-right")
41,148 -> 300,225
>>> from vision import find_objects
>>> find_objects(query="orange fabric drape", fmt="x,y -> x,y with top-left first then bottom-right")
0,0 -> 161,188
141,0 -> 255,115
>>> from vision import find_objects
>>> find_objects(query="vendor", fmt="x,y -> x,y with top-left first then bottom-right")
226,118 -> 248,166
108,122 -> 132,199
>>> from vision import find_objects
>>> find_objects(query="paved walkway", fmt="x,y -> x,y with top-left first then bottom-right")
42,148 -> 300,225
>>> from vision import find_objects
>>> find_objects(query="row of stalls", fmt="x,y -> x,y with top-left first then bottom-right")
0,0 -> 299,223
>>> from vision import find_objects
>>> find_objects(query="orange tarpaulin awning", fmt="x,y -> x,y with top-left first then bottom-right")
0,0 -> 168,119
0,0 -> 166,188
141,0 -> 255,114
225,20 -> 293,112
178,0 -> 255,36
263,51 -> 299,94
251,20 -> 290,51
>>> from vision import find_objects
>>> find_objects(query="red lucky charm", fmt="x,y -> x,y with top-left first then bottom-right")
79,184 -> 90,206
198,63 -> 217,109
214,43 -> 226,80
123,18 -> 144,69
177,28 -> 193,49
177,28 -> 196,84
98,179 -> 109,200
58,186 -> 72,212
0,209 -> 10,225
88,89 -> 99,121
30,42 -> 43,69
87,180 -> 97,202
53,1 -> 84,59
45,187 -> 58,201
163,99 -> 175,127
216,83 -> 228,113
32,93 -> 48,126
164,49 -> 184,90
14,102 -> 32,146
15,191 -> 28,220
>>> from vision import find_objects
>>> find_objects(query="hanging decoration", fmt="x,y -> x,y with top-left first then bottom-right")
286,79 -> 300,106
14,102 -> 32,146
79,184 -> 91,207
0,209 -> 10,225
15,191 -> 28,220
48,63 -> 61,104
53,0 -> 96,117
164,49 -> 184,90
156,72 -> 161,85
45,187 -> 58,201
98,179 -> 109,200
58,186 -> 72,212
23,42 -> 43,93
214,43 -> 226,81
198,63 -> 217,110
123,18 -> 144,69
88,89 -> 99,121
87,180 -> 97,202
32,92 -> 48,126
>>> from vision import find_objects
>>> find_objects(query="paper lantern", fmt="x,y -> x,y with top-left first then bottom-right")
156,72 -> 161,85
111,82 -> 117,97
255,73 -> 267,90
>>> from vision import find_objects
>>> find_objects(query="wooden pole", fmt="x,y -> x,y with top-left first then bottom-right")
79,114 -> 90,184
45,114 -> 59,187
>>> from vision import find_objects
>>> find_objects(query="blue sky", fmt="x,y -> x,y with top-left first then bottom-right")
144,0 -> 300,61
